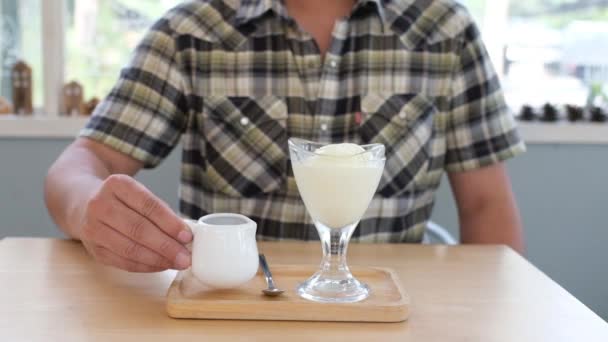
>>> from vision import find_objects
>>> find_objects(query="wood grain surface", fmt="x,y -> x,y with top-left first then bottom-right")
0,238 -> 607,341
167,265 -> 409,322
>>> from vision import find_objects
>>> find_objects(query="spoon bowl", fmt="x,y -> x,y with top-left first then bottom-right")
262,287 -> 285,297
259,254 -> 285,297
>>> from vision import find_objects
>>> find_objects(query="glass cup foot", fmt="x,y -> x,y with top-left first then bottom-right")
297,272 -> 370,303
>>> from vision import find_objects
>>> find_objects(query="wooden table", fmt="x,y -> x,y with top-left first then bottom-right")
1,238 -> 607,341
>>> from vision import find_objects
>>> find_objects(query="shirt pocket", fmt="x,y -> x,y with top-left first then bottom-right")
202,95 -> 288,197
359,93 -> 435,197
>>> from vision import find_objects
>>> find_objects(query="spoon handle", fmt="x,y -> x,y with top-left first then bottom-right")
259,254 -> 276,289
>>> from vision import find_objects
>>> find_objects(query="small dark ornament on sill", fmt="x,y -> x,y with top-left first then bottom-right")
590,107 -> 607,123
0,96 -> 12,115
565,105 -> 585,122
518,105 -> 536,121
62,81 -> 84,116
541,103 -> 559,122
11,61 -> 33,115
82,97 -> 100,116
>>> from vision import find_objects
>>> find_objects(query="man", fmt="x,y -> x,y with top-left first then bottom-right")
45,0 -> 525,273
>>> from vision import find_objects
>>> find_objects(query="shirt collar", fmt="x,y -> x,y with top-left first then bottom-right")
234,0 -> 289,25
355,0 -> 388,25
234,0 -> 390,26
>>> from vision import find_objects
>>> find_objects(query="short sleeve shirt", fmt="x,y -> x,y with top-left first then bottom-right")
80,0 -> 526,243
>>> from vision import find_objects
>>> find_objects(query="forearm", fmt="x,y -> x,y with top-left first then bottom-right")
449,163 -> 525,255
458,198 -> 524,254
44,144 -> 111,240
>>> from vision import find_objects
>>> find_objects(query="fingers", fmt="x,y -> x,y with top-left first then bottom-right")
106,175 -> 192,244
86,221 -> 174,270
92,245 -> 167,273
99,201 -> 191,270
82,174 -> 194,273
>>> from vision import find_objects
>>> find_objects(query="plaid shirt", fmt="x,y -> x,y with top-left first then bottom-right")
80,0 -> 525,243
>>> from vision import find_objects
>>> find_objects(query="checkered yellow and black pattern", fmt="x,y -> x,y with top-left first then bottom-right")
80,0 -> 525,242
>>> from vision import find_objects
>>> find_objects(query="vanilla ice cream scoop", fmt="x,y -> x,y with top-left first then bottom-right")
315,143 -> 365,156
314,143 -> 372,163
293,142 -> 384,228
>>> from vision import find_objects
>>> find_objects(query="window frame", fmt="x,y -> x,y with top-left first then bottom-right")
1,0 -> 65,115
41,0 -> 65,117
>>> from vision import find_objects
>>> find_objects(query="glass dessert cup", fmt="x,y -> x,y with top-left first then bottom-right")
288,138 -> 386,303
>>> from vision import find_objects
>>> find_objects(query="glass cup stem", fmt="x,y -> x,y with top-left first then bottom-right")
296,221 -> 370,303
317,222 -> 356,279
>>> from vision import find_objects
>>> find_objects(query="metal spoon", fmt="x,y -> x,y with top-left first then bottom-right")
259,254 -> 285,297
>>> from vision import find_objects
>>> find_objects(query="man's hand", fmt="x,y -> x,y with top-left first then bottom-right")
79,174 -> 192,272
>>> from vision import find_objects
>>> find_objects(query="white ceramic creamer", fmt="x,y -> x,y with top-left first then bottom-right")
184,214 -> 259,289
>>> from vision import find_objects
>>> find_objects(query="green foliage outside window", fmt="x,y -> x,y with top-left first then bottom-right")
65,0 -> 180,101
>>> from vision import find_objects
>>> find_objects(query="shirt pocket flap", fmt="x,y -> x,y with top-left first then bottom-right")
204,95 -> 288,131
361,93 -> 434,129
201,95 -> 288,197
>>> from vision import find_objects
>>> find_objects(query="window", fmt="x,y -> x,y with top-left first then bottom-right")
460,0 -> 608,109
1,0 -> 180,115
0,0 -> 43,108
64,0 -> 182,101
2,0 -> 607,116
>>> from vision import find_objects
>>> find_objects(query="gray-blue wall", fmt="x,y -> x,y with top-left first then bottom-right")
1,138 -> 606,321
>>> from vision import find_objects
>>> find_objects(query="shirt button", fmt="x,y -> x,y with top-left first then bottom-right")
320,123 -> 329,131
240,117 -> 250,126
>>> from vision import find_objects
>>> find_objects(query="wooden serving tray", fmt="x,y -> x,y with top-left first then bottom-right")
166,265 -> 410,322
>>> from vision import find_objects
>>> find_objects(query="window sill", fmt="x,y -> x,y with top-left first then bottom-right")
1,115 -> 608,144
0,115 -> 89,139
517,122 -> 608,145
